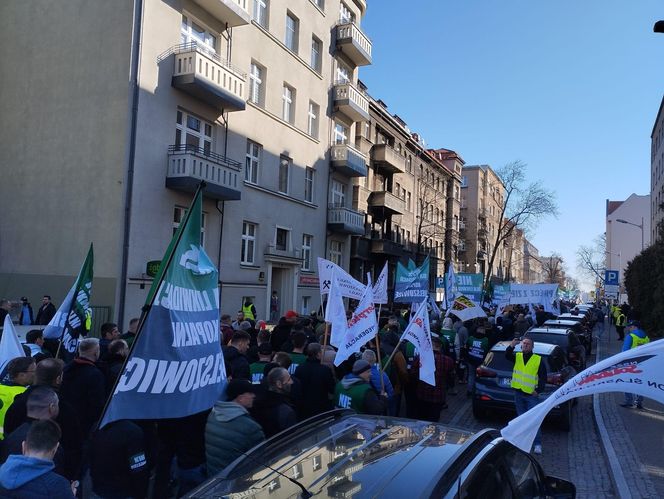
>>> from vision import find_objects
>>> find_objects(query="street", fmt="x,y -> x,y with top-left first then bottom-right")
437,322 -> 664,499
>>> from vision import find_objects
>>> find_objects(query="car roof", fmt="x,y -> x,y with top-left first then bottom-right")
491,340 -> 559,355
557,314 -> 584,320
189,411 -> 499,498
526,327 -> 570,335
544,319 -> 577,326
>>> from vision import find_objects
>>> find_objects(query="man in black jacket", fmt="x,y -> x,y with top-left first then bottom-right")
270,311 -> 298,352
35,295 -> 56,326
222,331 -> 251,380
251,367 -> 297,437
60,338 -> 106,439
293,343 -> 335,420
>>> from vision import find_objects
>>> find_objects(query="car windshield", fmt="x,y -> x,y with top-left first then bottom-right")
483,349 -> 555,374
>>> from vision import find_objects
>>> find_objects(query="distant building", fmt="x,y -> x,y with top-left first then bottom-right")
650,96 -> 664,242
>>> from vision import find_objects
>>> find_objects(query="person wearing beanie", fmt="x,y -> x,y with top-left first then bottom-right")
205,379 -> 264,477
334,359 -> 387,415
250,343 -> 273,384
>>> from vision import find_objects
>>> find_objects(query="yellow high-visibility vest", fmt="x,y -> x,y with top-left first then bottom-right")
511,352 -> 541,395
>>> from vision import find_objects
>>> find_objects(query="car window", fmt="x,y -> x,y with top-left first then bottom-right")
548,349 -> 564,372
525,332 -> 566,349
503,447 -> 545,498
483,351 -> 513,372
459,456 -> 513,499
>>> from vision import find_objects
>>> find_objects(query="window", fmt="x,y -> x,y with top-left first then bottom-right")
336,61 -> 351,83
173,206 -> 206,244
331,180 -> 346,206
395,182 -> 401,197
181,15 -> 217,53
334,122 -> 348,145
312,455 -> 322,471
249,62 -> 265,106
279,155 -> 291,194
245,140 -> 262,183
285,12 -> 299,52
307,101 -> 319,138
175,110 -> 212,154
304,167 -> 315,203
329,240 -> 343,266
241,222 -> 257,264
339,2 -> 354,23
282,84 -> 295,124
504,448 -> 544,497
275,227 -> 290,251
313,0 -> 324,9
310,36 -> 322,73
407,191 -> 411,211
302,234 -> 313,270
301,296 -> 311,315
253,0 -> 269,28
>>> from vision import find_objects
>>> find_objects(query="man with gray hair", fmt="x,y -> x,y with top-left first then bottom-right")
60,337 -> 106,438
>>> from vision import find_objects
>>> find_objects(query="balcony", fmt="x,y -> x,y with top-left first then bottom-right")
327,205 -> 365,235
370,237 -> 403,257
166,145 -> 241,201
171,43 -> 246,112
478,207 -> 487,219
191,0 -> 250,27
335,22 -> 372,66
330,144 -> 367,177
371,144 -> 405,174
264,244 -> 302,264
367,191 -> 405,217
333,82 -> 370,122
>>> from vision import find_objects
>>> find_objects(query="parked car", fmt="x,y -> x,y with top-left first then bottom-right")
551,316 -> 592,354
186,410 -> 576,498
472,341 -> 576,430
524,327 -> 585,370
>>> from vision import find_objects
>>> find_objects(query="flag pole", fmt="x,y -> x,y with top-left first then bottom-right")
96,182 -> 207,430
375,304 -> 385,394
321,322 -> 330,367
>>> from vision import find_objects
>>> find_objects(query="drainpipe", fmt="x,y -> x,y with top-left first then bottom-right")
216,201 -> 225,303
117,0 -> 144,330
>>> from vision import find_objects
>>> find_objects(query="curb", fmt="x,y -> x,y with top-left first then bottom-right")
592,325 -> 631,499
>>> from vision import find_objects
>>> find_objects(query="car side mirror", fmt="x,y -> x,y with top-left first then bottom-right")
544,475 -> 576,498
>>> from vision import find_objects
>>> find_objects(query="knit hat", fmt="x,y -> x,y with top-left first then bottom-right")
285,310 -> 298,319
226,379 -> 254,401
352,359 -> 371,375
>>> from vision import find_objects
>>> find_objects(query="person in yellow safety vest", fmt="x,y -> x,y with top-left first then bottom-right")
615,311 -> 626,341
242,298 -> 257,322
505,337 -> 547,455
620,320 -> 650,409
0,357 -> 36,439
611,305 -> 620,326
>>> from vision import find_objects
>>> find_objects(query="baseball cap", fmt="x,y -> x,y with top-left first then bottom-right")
285,310 -> 298,319
226,379 -> 255,401
352,359 -> 372,375
20,297 -> 28,302
627,320 -> 641,328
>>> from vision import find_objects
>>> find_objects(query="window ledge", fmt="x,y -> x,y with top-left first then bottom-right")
247,101 -> 320,144
244,181 -> 319,209
308,0 -> 326,16
240,263 -> 261,269
251,21 -> 324,81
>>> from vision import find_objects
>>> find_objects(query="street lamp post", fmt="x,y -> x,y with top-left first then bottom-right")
616,217 -> 644,251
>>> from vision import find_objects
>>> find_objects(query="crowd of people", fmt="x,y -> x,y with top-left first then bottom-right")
0,296 -> 642,498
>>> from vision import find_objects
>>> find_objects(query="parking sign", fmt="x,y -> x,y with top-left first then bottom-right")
604,270 -> 619,286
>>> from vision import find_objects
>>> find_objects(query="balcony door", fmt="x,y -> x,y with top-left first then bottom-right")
181,14 -> 217,55
176,110 -> 212,155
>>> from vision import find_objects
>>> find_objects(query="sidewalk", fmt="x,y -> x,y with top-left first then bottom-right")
596,324 -> 664,499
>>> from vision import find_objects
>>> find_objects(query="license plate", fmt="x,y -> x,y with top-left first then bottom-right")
499,377 -> 512,387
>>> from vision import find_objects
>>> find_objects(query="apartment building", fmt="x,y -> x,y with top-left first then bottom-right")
0,0 -> 372,325
523,241 -> 543,284
458,165 -> 507,279
651,95 -> 664,242
504,227 -> 525,283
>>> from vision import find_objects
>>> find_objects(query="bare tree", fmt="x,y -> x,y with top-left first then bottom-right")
414,173 -> 446,258
541,253 -> 565,285
483,160 -> 558,296
576,233 -> 606,284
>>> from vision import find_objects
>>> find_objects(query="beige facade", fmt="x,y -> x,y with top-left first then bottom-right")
523,241 -> 543,284
458,165 -> 506,280
0,0 -> 372,325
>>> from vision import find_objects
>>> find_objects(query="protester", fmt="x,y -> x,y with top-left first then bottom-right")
620,321 -> 650,409
249,343 -> 273,384
220,314 -> 235,346
205,379 -> 265,477
362,349 -> 394,412
0,300 -> 11,325
98,322 -> 121,360
121,317 -> 140,347
60,338 -> 106,438
231,311 -> 245,331
293,343 -> 335,420
105,339 -> 129,391
90,419 -> 149,499
270,311 -> 298,352
417,334 -> 454,422
287,331 -> 308,374
0,419 -> 75,498
465,327 -> 489,396
334,360 -> 387,415
0,357 -> 36,439
222,331 -> 251,381
24,330 -> 52,363
35,296 -> 57,326
19,297 -> 34,326
505,337 -> 547,454
251,367 -> 297,437
378,330 -> 409,415
514,313 -> 530,337
615,309 -> 626,341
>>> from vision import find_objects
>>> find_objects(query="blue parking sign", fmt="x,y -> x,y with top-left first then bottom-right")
605,270 -> 619,286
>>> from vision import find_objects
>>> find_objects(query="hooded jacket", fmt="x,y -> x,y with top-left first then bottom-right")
222,346 -> 250,381
336,374 -> 386,415
205,401 -> 265,477
0,455 -> 74,498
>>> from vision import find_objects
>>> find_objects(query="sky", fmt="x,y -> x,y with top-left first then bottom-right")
360,0 -> 663,290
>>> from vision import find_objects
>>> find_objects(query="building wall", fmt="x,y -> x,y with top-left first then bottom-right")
0,0 -> 134,310
651,97 -> 664,243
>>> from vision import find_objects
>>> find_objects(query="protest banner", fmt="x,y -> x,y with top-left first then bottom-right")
455,273 -> 484,303
502,339 -> 664,452
448,295 -> 487,322
444,264 -> 458,309
334,284 -> 377,366
0,315 -> 25,376
372,263 -> 388,305
100,184 -> 224,427
325,271 -> 348,348
394,257 -> 430,303
43,244 -> 94,354
399,300 -> 435,386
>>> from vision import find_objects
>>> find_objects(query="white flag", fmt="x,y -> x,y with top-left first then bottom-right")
0,315 -> 26,376
399,300 -> 436,386
445,264 -> 458,309
372,263 -> 389,304
502,338 -> 664,452
448,295 -> 487,322
325,271 -> 348,348
334,284 -> 378,366
318,257 -> 364,300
